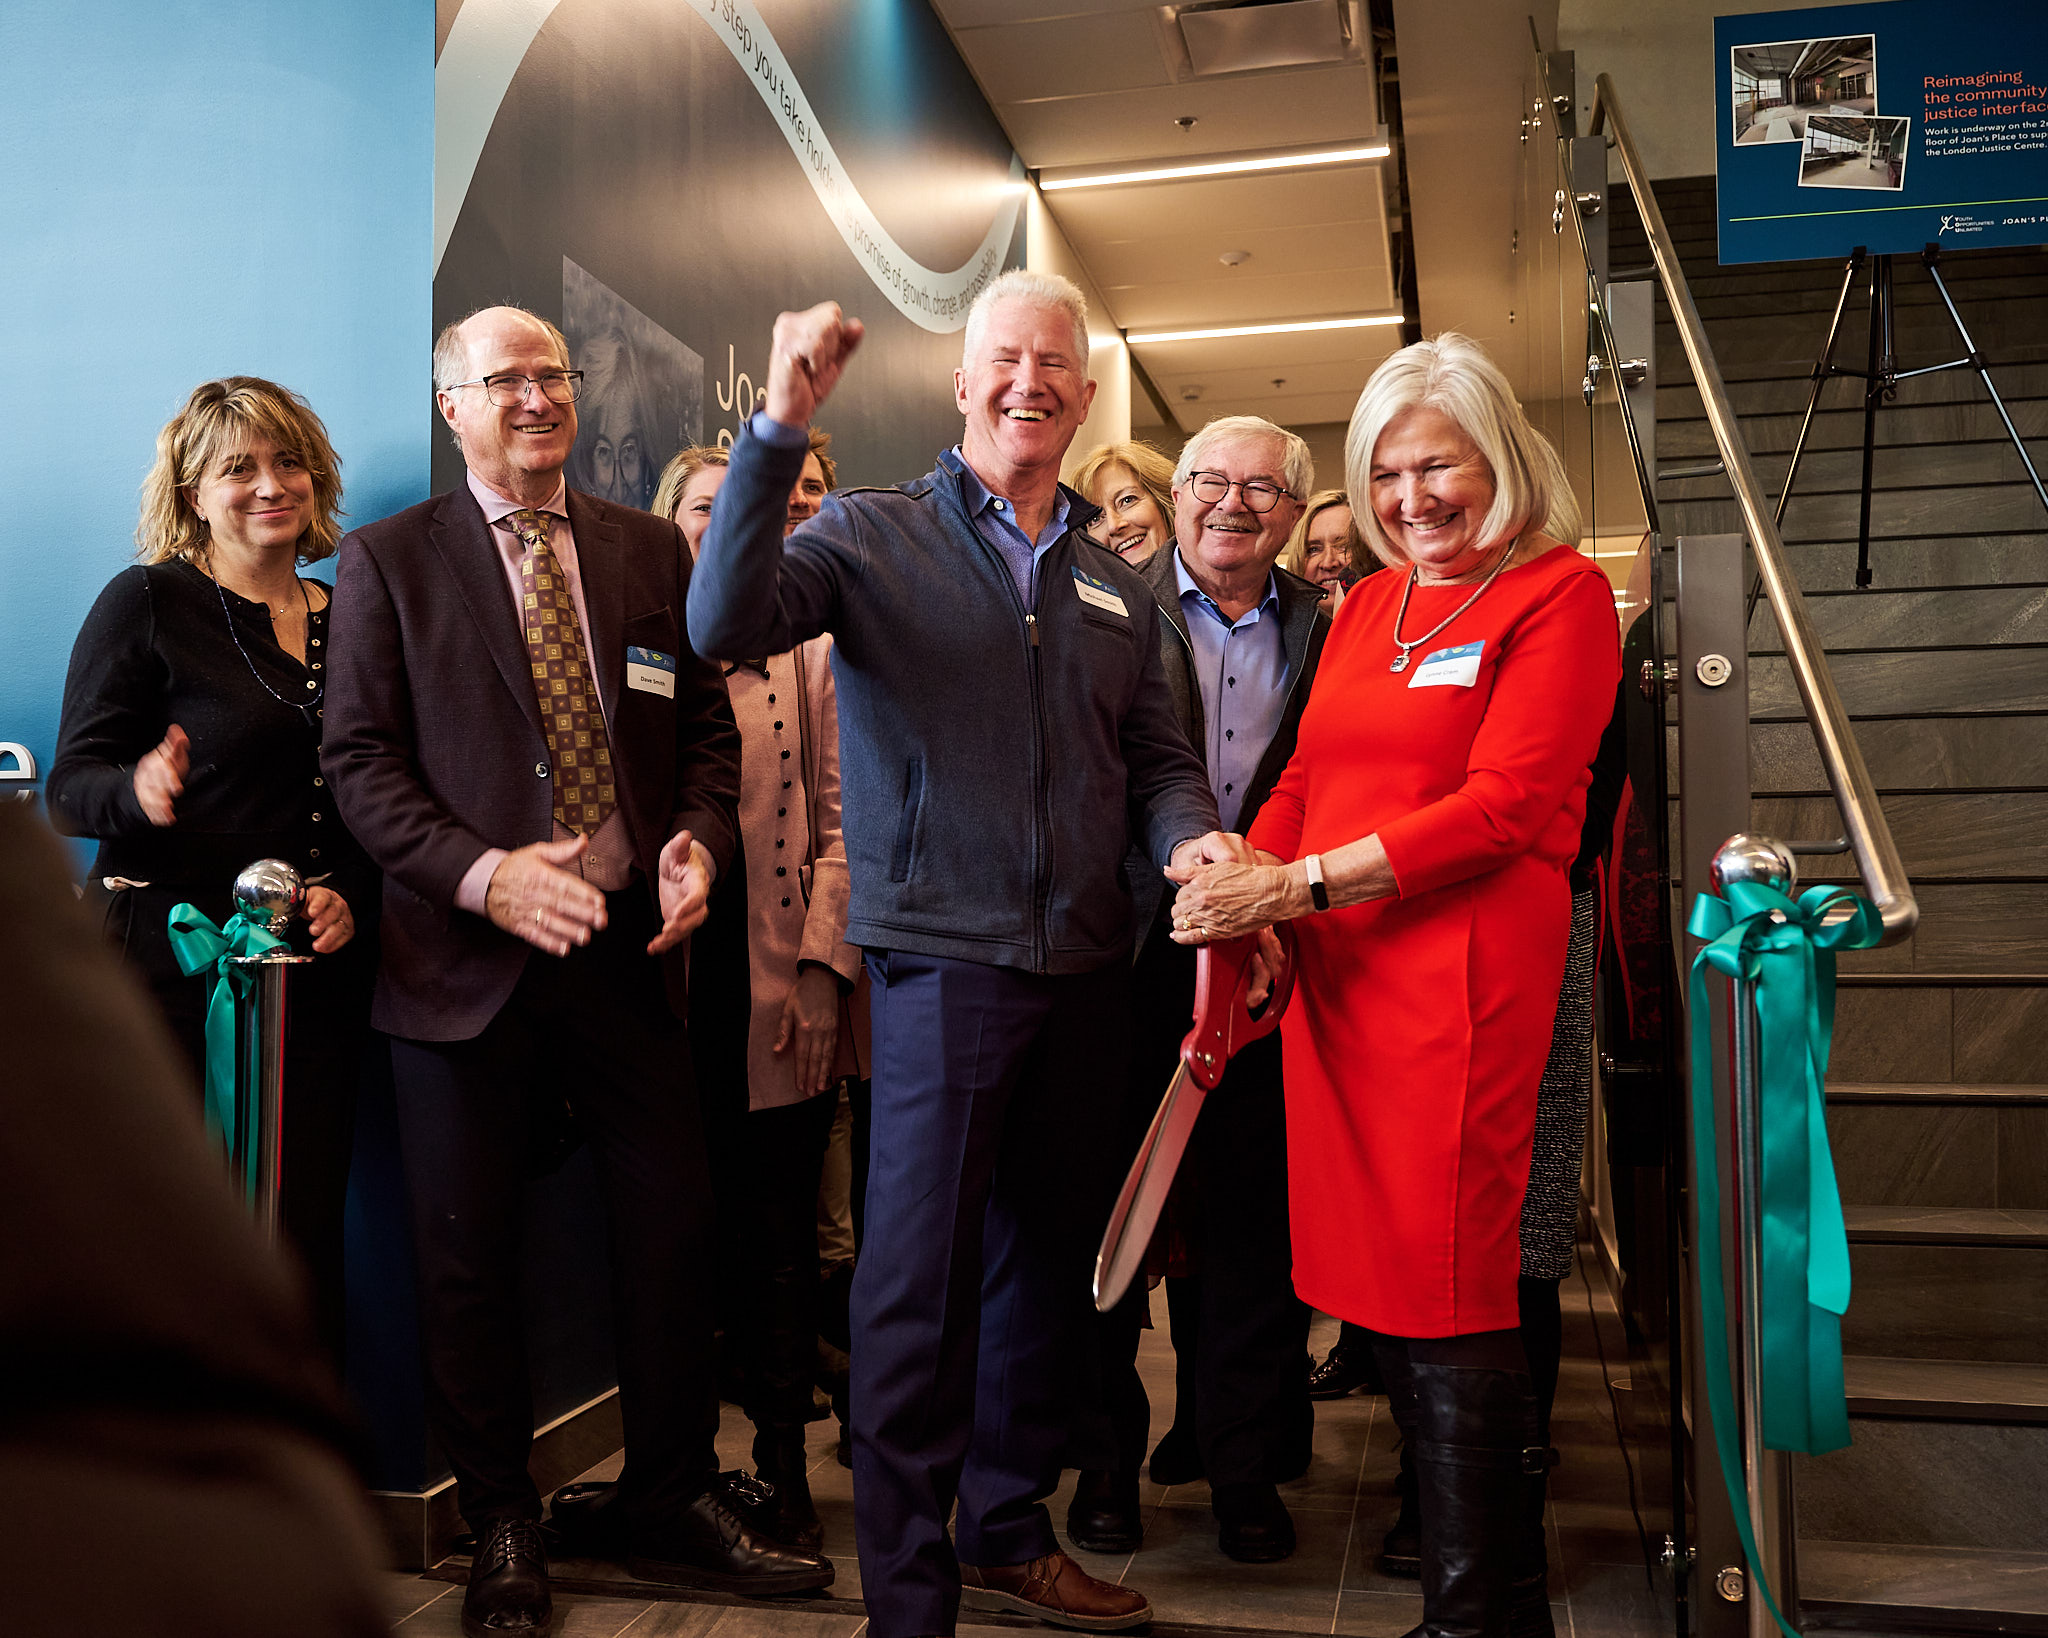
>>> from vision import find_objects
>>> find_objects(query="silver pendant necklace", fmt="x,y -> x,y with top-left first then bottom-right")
1388,543 -> 1516,672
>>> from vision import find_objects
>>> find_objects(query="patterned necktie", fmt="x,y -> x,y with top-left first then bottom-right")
509,508 -> 617,834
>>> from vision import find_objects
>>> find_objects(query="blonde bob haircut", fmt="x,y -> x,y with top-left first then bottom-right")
1344,332 -> 1582,569
1279,490 -> 1369,580
1072,440 -> 1175,520
136,377 -> 345,565
651,444 -> 730,525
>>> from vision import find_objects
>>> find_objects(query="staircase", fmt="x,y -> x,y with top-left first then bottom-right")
1620,175 -> 2048,1633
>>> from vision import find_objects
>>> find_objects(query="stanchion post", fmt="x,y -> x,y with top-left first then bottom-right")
228,859 -> 313,1241
1712,834 -> 1803,1636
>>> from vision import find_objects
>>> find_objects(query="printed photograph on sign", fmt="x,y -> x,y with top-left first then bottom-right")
561,258 -> 705,513
1731,36 -> 1877,145
1799,114 -> 1911,190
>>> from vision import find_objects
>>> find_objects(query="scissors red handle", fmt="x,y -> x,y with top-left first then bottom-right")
1181,923 -> 1297,1092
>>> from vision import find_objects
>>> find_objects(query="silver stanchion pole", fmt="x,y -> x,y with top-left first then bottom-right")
1710,834 -> 1802,1636
228,859 -> 313,1242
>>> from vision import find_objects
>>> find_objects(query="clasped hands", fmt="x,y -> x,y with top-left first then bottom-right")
487,829 -> 712,958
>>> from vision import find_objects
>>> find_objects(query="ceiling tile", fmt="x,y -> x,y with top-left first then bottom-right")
1085,220 -> 1386,289
958,12 -> 1172,104
1113,269 -> 1394,327
1043,164 -> 1386,238
997,65 -> 1381,169
1131,324 -> 1398,372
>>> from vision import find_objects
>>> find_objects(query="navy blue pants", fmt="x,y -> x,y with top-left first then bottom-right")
851,949 -> 1132,1638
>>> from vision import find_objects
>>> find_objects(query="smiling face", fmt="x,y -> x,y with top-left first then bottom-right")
1367,404 -> 1502,582
954,298 -> 1097,491
1172,430 -> 1302,585
1301,504 -> 1356,590
437,308 -> 578,498
1087,462 -> 1170,565
187,434 -> 317,559
786,452 -> 828,536
672,463 -> 727,557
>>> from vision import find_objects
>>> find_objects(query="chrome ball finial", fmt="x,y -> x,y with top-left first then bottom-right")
1710,833 -> 1797,897
233,857 -> 306,935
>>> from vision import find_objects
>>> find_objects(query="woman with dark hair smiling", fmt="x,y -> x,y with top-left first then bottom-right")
1168,333 -> 1619,1638
49,375 -> 375,1363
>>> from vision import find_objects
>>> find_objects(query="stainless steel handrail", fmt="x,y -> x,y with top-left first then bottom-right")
1587,72 -> 1917,944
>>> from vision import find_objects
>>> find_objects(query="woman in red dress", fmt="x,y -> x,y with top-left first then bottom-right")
1169,333 -> 1619,1638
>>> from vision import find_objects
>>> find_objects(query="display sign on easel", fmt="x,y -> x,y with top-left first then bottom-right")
1714,0 -> 2048,588
1716,0 -> 2048,264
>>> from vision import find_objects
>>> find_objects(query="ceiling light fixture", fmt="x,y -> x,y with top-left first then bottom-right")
1040,143 -> 1389,192
1126,315 -> 1404,344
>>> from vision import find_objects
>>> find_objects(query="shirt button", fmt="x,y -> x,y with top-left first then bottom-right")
313,776 -> 324,787
311,637 -> 321,646
311,662 -> 322,670
311,811 -> 324,822
315,708 -> 322,718
309,847 -> 321,860
781,749 -> 790,760
305,680 -> 317,690
993,499 -> 1006,510
536,762 -> 551,777
774,720 -> 783,730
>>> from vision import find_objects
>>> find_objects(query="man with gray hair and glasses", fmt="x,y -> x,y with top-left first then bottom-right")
690,270 -> 1248,1638
1073,414 -> 1328,1565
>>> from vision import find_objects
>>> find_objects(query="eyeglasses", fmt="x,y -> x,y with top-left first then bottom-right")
1187,471 -> 1291,513
445,371 -> 585,408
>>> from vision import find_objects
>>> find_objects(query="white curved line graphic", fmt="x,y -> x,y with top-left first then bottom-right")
435,0 -> 1023,333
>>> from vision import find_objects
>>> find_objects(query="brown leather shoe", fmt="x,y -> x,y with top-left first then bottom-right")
960,1550 -> 1152,1631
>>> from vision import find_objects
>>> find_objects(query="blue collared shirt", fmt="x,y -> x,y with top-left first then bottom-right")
1174,551 -> 1290,833
939,446 -> 1072,612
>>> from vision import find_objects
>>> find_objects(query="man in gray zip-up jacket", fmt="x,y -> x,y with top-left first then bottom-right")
689,272 -> 1240,1638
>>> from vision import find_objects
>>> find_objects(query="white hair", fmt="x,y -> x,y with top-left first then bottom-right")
1345,331 -> 1582,567
1173,414 -> 1314,502
961,270 -> 1091,374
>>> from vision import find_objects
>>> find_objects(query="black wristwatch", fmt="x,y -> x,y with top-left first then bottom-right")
1305,853 -> 1330,912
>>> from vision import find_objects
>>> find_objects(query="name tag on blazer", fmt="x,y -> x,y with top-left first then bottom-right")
1408,640 -> 1484,689
1072,566 -> 1129,617
626,645 -> 677,698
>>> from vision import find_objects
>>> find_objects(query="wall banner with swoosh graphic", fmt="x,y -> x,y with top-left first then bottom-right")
1715,0 -> 2048,263
434,0 -> 1026,496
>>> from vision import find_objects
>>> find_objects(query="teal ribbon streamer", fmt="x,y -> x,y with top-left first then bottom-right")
1687,879 -> 1880,1637
167,903 -> 286,1184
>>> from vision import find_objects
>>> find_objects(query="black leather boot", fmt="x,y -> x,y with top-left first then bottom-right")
1505,1447 -> 1558,1638
753,1425 -> 823,1550
1309,1323 -> 1386,1399
1378,1437 -> 1421,1579
1399,1363 -> 1543,1638
1067,1468 -> 1144,1553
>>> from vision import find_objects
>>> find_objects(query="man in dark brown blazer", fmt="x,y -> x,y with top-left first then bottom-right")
324,305 -> 829,1638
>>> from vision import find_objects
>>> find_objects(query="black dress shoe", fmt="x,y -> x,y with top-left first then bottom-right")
627,1480 -> 836,1596
547,1480 -> 627,1560
1308,1341 -> 1385,1400
463,1518 -> 552,1637
754,1426 -> 824,1550
1212,1481 -> 1296,1564
1066,1469 -> 1143,1554
1146,1423 -> 1204,1486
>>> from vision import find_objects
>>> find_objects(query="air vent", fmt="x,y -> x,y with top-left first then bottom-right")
1174,0 -> 1357,77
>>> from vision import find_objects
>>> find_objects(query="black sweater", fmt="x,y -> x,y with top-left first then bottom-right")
48,559 -> 369,899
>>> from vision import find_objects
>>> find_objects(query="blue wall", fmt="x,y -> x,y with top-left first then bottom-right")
0,0 -> 434,796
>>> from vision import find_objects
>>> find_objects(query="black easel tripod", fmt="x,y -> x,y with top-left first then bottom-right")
1771,243 -> 2048,593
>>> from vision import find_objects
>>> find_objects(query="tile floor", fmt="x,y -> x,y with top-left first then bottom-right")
387,1258 -> 1678,1636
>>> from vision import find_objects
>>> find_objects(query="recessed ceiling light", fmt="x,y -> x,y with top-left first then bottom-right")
1127,315 -> 1403,344
1040,143 -> 1389,192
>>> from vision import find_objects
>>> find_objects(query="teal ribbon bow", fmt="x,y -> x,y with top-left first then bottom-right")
167,903 -> 287,1183
1687,878 -> 1880,1637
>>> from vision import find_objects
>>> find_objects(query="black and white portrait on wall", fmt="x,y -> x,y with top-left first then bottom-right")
561,259 -> 704,512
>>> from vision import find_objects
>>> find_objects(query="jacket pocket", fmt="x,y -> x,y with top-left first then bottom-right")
889,756 -> 924,883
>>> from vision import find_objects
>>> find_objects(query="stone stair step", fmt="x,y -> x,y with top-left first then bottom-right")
1751,792 -> 2048,881
1822,886 -> 2048,977
1746,716 -> 2048,793
1825,987 -> 2047,1085
1828,1082 -> 2048,1104
1659,358 -> 2048,417
1828,1094 -> 2044,1211
1839,1242 -> 2047,1364
1797,1539 -> 2048,1628
1660,397 -> 2048,458
1668,480 -> 2048,541
1661,435 -> 2048,499
1748,584 -> 2048,651
1843,1354 -> 2048,1421
1846,1205 -> 2048,1248
1749,647 -> 2048,718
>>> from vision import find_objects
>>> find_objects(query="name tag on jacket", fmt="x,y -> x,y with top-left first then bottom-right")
626,645 -> 677,698
1072,566 -> 1129,617
1408,640 -> 1484,689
